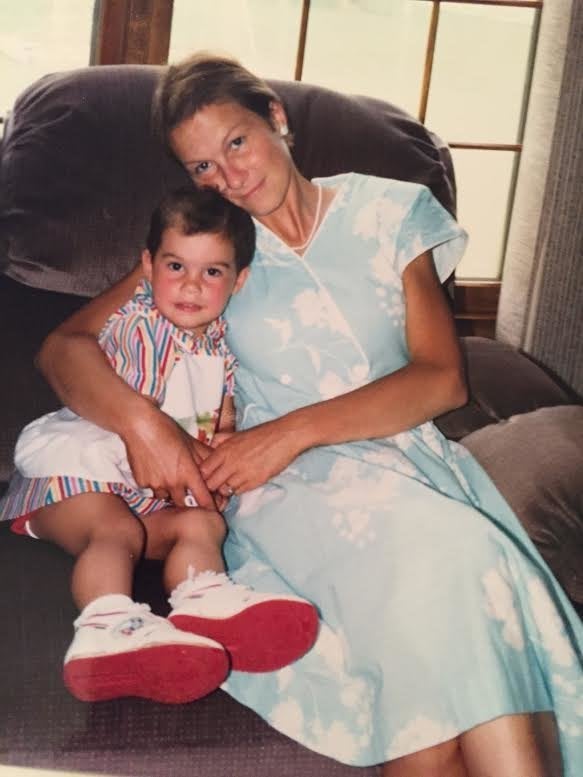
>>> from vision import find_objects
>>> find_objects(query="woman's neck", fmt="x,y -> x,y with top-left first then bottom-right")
257,174 -> 324,254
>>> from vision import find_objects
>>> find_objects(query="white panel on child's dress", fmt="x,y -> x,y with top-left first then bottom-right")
161,354 -> 224,420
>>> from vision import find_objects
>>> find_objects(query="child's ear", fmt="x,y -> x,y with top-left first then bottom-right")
141,249 -> 153,280
233,267 -> 250,294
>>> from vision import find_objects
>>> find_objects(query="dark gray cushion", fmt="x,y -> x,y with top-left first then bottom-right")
0,65 -> 454,298
435,337 -> 573,440
461,405 -> 583,604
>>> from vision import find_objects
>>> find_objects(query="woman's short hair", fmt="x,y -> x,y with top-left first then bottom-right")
153,52 -> 282,145
146,187 -> 255,272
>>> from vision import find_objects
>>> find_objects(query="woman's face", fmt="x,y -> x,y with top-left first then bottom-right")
169,100 -> 294,220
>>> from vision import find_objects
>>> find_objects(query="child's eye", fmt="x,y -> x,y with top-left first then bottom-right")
168,261 -> 183,272
206,267 -> 223,278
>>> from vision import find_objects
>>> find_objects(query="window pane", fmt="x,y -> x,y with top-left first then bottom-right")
425,3 -> 536,143
453,148 -> 518,280
0,0 -> 95,116
302,0 -> 430,116
169,0 -> 303,80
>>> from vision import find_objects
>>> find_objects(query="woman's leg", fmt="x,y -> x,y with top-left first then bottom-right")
460,712 -> 561,777
29,492 -> 145,608
382,737 -> 468,777
381,713 -> 560,777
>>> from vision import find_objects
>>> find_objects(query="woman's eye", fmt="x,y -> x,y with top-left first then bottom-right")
230,136 -> 244,149
193,161 -> 212,177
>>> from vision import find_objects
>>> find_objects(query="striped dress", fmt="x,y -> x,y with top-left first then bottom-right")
0,280 -> 235,528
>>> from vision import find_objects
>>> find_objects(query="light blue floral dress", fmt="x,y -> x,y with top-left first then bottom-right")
222,173 -> 583,770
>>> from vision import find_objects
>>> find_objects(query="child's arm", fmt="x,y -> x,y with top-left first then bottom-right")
216,395 -> 236,435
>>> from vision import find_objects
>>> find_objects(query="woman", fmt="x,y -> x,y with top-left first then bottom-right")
38,54 -> 582,775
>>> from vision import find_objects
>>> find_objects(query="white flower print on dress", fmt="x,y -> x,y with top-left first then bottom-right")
353,197 -> 407,243
363,448 -> 420,479
387,717 -> 458,760
528,578 -> 576,668
482,566 -> 525,650
312,623 -> 349,675
552,674 -> 577,696
265,317 -> 293,347
370,245 -> 400,287
310,720 -> 363,763
317,369 -> 366,400
236,485 -> 282,518
292,288 -> 351,336
269,698 -> 305,741
321,458 -> 400,547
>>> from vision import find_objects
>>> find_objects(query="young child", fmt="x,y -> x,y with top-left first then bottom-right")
0,188 -> 318,704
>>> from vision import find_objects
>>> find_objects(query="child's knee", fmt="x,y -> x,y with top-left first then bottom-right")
90,507 -> 144,550
173,507 -> 226,546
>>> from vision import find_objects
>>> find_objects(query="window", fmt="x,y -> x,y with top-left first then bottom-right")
0,0 -> 96,118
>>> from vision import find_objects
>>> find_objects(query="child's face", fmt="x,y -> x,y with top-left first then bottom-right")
142,227 -> 248,335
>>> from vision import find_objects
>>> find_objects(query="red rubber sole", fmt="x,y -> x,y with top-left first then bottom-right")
64,643 -> 229,703
170,600 -> 319,673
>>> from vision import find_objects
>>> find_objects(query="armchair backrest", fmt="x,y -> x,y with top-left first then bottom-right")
0,64 -> 455,298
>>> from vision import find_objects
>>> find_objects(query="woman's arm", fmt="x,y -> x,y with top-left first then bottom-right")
37,264 -> 215,508
201,251 -> 467,494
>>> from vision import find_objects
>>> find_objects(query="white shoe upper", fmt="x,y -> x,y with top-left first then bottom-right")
65,596 -> 223,664
168,570 -> 309,619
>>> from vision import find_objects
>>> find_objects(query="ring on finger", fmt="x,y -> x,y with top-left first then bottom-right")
225,484 -> 234,496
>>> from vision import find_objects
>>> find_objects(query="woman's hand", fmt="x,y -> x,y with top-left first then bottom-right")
200,418 -> 305,494
123,404 -> 215,509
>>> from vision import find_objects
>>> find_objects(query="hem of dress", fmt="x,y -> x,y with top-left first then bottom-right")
220,681 -> 554,767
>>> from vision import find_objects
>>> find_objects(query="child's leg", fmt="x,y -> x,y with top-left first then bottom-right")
30,494 -> 228,703
30,492 -> 144,608
141,505 -> 226,591
143,506 -> 320,672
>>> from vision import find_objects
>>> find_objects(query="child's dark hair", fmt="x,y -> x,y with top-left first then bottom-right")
146,187 -> 255,272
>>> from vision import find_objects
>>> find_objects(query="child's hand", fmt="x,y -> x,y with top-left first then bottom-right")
211,431 -> 235,449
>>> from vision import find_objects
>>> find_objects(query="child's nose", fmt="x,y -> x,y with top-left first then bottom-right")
183,273 -> 202,291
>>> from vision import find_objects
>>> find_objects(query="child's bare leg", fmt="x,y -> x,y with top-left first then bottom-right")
143,505 -> 319,672
29,494 -> 229,703
29,493 -> 144,608
142,505 -> 226,591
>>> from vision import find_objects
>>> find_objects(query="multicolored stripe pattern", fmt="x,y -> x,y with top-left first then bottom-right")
98,280 -> 237,400
4,470 -> 167,533
1,280 -> 235,532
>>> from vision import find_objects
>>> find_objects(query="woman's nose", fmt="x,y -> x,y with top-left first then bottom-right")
222,162 -> 246,192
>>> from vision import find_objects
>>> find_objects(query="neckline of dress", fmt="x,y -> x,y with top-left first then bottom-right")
253,173 -> 349,257
288,184 -> 322,252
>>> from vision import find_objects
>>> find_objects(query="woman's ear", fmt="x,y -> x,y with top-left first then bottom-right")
269,100 -> 288,136
233,267 -> 250,294
141,249 -> 153,281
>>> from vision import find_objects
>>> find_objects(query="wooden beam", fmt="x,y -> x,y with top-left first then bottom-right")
93,0 -> 173,65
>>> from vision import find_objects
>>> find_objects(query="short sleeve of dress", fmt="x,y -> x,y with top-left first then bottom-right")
395,184 -> 468,280
99,308 -> 175,404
